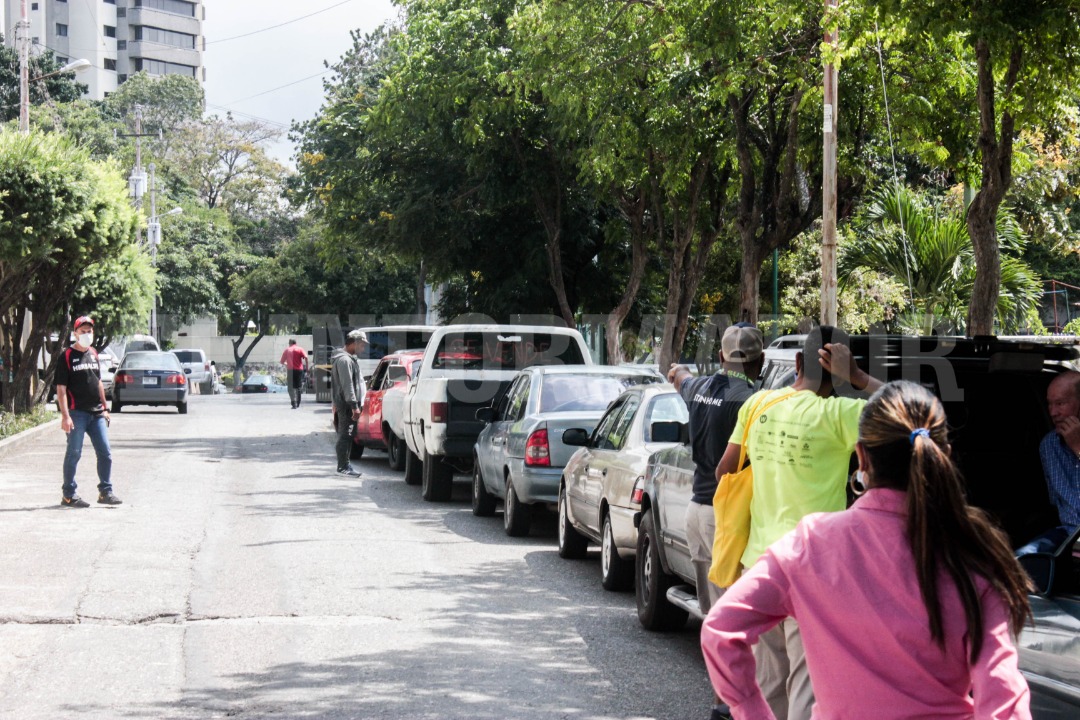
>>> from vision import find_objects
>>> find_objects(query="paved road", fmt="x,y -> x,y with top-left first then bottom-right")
0,393 -> 711,719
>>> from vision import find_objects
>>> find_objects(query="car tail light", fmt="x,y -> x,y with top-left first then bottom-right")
164,374 -> 186,386
430,402 -> 448,423
204,362 -> 211,371
115,372 -> 134,384
631,476 -> 645,505
525,428 -> 551,467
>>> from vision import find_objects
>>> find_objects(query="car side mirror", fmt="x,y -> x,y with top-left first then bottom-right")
184,368 -> 191,374
475,407 -> 495,423
1019,553 -> 1056,595
651,421 -> 688,444
563,428 -> 590,447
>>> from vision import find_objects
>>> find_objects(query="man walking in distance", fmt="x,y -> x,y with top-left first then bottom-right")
332,330 -> 367,477
669,323 -> 764,720
715,327 -> 882,720
56,317 -> 121,507
280,338 -> 309,409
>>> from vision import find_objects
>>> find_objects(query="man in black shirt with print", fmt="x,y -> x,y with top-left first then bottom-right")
669,323 -> 763,720
668,324 -> 763,611
56,316 -> 121,507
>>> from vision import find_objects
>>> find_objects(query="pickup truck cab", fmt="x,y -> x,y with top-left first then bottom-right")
636,335 -> 1078,641
402,324 -> 593,502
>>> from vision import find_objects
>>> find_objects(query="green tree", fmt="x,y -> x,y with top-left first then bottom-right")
840,185 -> 1040,334
0,131 -> 139,412
877,0 -> 1080,334
74,244 -> 156,349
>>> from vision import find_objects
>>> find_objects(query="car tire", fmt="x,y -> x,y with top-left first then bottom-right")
200,378 -> 213,394
503,478 -> 532,537
558,483 -> 589,559
111,399 -> 122,413
386,429 -> 406,471
350,441 -> 365,460
472,458 -> 496,517
601,512 -> 634,591
177,401 -> 188,415
421,448 -> 453,502
636,512 -> 688,631
403,446 -> 422,486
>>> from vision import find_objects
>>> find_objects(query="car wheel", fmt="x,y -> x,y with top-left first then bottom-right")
403,446 -> 422,486
177,401 -> 188,415
558,483 -> 589,559
636,512 -> 688,631
200,378 -> 213,394
601,512 -> 634,591
421,448 -> 453,502
111,399 -> 122,413
472,458 -> 497,517
386,430 -> 406,471
503,478 -> 532,537
350,440 -> 365,460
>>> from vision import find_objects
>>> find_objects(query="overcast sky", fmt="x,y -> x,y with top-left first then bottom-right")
203,0 -> 399,166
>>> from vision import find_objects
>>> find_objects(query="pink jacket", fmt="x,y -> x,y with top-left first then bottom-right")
700,488 -> 1031,720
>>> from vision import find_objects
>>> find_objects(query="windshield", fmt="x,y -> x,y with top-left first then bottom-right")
431,332 -> 585,370
121,353 -> 181,371
539,374 -> 659,413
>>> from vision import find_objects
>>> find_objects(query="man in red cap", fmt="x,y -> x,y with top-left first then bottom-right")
55,316 -> 121,507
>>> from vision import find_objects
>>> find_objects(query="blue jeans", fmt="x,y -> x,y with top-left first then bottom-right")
62,410 -> 112,498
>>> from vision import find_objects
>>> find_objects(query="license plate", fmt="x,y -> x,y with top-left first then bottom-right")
142,377 -> 158,387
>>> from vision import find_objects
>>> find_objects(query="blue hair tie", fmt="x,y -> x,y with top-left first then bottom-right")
909,428 -> 930,446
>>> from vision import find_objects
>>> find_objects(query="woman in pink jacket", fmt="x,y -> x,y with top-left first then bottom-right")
701,381 -> 1032,719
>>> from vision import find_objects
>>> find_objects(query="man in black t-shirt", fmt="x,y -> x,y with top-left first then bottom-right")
668,324 -> 764,611
55,316 -> 121,508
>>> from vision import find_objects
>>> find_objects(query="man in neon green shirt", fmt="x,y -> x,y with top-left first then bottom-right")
715,326 -> 883,720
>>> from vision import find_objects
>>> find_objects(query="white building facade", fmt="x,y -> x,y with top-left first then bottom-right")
5,0 -> 204,100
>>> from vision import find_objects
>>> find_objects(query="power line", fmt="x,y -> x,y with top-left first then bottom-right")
205,104 -> 292,130
204,0 -> 356,46
222,69 -> 332,105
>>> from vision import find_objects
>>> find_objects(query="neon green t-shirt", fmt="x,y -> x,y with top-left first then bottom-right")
729,387 -> 865,566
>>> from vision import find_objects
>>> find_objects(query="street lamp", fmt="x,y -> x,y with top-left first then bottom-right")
17,0 -> 91,133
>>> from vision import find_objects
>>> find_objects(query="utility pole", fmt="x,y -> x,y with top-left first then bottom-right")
18,0 -> 30,134
820,0 -> 839,326
149,163 -> 159,341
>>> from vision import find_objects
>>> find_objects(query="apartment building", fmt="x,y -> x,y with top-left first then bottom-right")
5,0 -> 204,100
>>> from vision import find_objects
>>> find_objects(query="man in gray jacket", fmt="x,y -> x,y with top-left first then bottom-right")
332,329 -> 367,476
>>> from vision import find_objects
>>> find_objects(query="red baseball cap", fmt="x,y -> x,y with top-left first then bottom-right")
73,316 -> 95,329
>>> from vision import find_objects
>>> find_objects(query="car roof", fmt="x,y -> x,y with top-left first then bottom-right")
432,324 -> 583,335
527,365 -> 658,376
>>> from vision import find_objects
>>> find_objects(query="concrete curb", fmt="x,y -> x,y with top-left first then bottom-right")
0,418 -> 61,462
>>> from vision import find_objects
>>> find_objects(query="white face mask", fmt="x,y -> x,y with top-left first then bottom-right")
76,333 -> 93,348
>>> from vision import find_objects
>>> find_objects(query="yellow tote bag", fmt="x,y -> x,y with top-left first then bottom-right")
708,390 -> 794,588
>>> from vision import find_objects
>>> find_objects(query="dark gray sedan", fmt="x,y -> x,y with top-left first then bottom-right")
111,351 -> 189,414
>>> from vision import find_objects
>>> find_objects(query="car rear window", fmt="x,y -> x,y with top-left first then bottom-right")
121,353 -> 181,371
539,374 -> 660,413
431,332 -> 584,370
643,393 -> 690,440
173,351 -> 200,363
358,330 -> 435,361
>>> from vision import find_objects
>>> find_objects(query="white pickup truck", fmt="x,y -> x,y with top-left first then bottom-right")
401,324 -> 594,502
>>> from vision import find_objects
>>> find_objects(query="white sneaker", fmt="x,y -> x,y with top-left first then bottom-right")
336,466 -> 361,477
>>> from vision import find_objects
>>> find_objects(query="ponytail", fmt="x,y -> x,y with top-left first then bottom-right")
860,382 -> 1031,661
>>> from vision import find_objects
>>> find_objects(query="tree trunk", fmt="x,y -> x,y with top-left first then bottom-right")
605,191 -> 651,365
738,241 -> 767,324
415,260 -> 428,321
966,38 -> 1020,336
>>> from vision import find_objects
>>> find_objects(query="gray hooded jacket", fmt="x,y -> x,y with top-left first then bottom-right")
330,347 -> 364,410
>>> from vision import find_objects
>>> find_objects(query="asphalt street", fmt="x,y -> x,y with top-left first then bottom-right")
0,392 -> 712,719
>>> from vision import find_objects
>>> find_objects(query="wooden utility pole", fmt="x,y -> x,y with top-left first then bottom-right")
18,0 -> 30,134
821,0 -> 839,326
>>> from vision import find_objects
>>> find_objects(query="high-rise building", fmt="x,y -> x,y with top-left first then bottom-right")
5,0 -> 205,100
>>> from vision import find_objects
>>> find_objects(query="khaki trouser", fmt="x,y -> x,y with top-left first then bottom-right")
754,617 -> 814,720
684,500 -> 723,614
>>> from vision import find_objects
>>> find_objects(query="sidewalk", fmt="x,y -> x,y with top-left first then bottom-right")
0,417 -> 60,464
